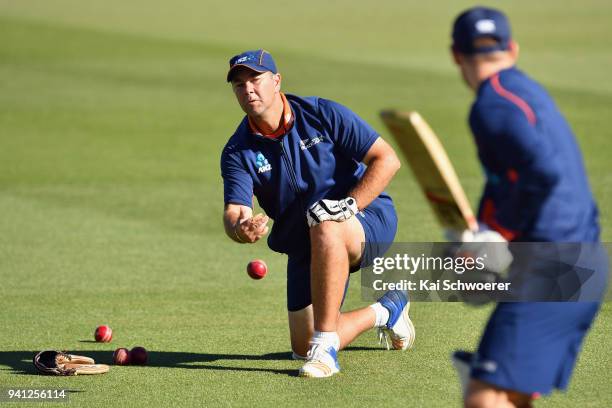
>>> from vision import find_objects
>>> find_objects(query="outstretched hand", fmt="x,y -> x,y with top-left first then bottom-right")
235,213 -> 270,243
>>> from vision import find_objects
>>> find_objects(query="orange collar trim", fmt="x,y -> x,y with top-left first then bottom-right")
247,93 -> 293,138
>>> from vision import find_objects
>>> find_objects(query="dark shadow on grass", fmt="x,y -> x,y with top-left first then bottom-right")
343,346 -> 382,352
186,365 -> 297,376
0,350 -> 298,377
0,346 -> 383,377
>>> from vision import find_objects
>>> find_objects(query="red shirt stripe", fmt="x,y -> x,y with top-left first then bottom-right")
481,199 -> 519,241
490,73 -> 537,125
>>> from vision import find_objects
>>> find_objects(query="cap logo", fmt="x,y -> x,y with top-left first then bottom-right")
475,19 -> 496,33
227,50 -> 276,82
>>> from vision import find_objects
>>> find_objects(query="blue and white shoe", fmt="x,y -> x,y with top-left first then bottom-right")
377,290 -> 416,351
298,343 -> 340,378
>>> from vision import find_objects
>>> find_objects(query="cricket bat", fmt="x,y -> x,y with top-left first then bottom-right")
380,110 -> 478,232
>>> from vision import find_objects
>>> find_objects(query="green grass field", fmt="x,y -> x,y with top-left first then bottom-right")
1,1 -> 611,406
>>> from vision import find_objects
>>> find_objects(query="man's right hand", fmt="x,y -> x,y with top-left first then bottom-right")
445,224 -> 513,275
224,203 -> 269,244
234,213 -> 270,243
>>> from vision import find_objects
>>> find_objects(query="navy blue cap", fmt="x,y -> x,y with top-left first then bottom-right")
226,49 -> 277,82
452,7 -> 512,55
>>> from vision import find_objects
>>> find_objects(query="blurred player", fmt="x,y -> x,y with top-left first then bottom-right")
448,7 -> 608,407
220,50 -> 415,378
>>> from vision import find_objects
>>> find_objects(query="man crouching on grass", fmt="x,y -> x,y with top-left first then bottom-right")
220,49 -> 415,377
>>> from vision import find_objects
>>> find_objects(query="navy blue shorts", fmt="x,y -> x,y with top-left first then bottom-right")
472,302 -> 601,395
471,243 -> 608,395
286,194 -> 397,312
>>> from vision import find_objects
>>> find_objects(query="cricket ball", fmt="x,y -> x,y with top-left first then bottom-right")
129,346 -> 148,365
113,348 -> 130,365
94,325 -> 113,342
247,259 -> 267,280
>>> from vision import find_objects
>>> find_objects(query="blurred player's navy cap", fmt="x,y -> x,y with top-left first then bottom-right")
226,49 -> 277,82
452,7 -> 512,55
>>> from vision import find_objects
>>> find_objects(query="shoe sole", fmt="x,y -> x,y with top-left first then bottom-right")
299,370 -> 336,378
298,362 -> 339,378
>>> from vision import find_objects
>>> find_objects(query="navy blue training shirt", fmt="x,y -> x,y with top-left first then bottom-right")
470,67 -> 600,242
221,94 -> 380,254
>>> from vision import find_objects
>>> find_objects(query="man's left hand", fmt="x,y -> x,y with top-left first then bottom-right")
306,197 -> 359,227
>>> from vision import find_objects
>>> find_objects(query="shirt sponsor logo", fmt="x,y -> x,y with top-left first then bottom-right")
299,135 -> 324,150
475,19 -> 496,34
255,153 -> 272,173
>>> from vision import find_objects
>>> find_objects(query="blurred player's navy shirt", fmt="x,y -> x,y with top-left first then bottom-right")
221,94 -> 388,254
470,66 -> 600,242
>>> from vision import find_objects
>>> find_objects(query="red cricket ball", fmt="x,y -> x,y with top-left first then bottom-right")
129,346 -> 148,365
94,325 -> 113,342
113,348 -> 130,365
247,259 -> 267,280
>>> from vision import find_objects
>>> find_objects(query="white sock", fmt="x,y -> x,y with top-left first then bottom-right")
370,302 -> 390,327
311,331 -> 340,350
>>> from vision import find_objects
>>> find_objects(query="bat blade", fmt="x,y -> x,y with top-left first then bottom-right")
380,110 -> 477,232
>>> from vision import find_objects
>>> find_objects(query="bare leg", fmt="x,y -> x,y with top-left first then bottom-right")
290,216 -> 380,358
289,305 -> 376,356
309,217 -> 365,333
465,379 -> 534,408
337,308 -> 376,349
288,306 -> 314,357
309,222 -> 349,332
